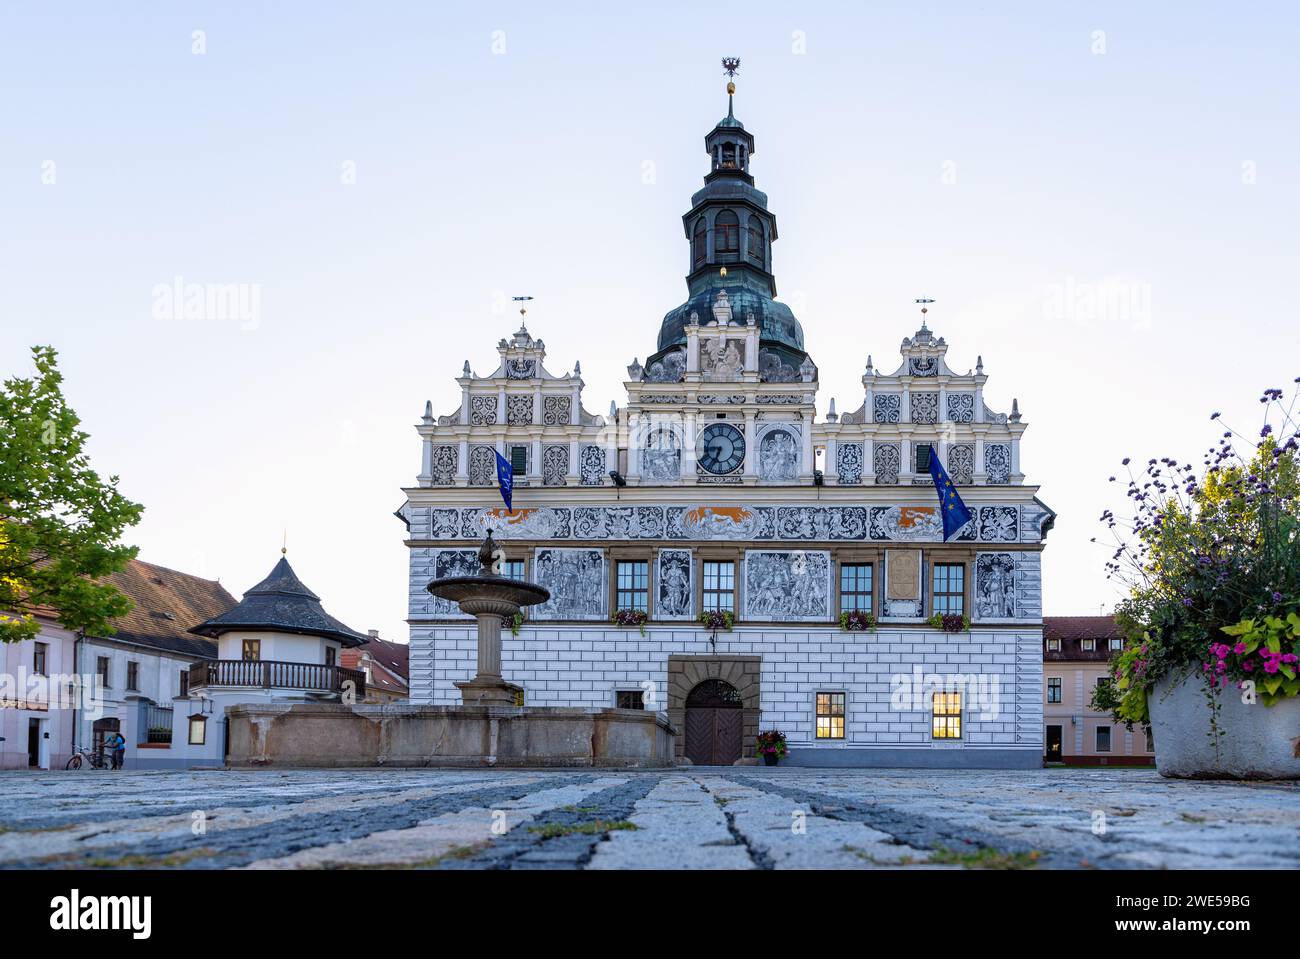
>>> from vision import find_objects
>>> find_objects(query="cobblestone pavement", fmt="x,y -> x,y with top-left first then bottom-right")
0,767 -> 1296,870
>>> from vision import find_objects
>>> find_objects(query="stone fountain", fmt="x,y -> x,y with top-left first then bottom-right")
222,530 -> 676,768
426,530 -> 549,707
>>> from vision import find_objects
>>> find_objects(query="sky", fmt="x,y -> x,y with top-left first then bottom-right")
2,2 -> 1297,644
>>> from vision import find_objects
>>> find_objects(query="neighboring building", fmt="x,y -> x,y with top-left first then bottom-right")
74,559 -> 235,769
399,75 -> 1054,767
342,631 -> 410,703
0,622 -> 77,770
1043,615 -> 1153,766
163,554 -> 370,767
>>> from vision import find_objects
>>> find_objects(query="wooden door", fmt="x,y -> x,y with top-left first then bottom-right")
684,679 -> 744,765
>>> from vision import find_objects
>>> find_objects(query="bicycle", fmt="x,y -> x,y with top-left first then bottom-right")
65,746 -> 112,770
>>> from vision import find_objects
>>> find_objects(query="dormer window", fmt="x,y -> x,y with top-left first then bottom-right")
714,211 -> 739,262
747,215 -> 764,267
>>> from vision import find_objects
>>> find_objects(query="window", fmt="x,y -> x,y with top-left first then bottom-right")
1081,638 -> 1096,652
126,661 -> 139,691
616,561 -> 649,613
179,671 -> 189,697
615,690 -> 646,710
188,715 -> 207,746
1109,638 -> 1123,652
839,563 -> 873,613
702,561 -> 735,613
1096,676 -> 1112,696
932,692 -> 962,739
1095,726 -> 1112,752
815,692 -> 846,739
932,563 -> 965,616
509,445 -> 528,475
242,639 -> 261,662
502,559 -> 526,580
914,443 -> 933,474
325,646 -> 336,667
33,642 -> 47,676
719,142 -> 737,169
96,656 -> 110,688
513,688 -> 525,707
1046,677 -> 1062,704
692,218 -> 707,268
714,211 -> 740,261
746,215 -> 764,266
1047,638 -> 1061,652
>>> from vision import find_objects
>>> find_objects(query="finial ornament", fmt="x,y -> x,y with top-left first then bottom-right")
722,57 -> 741,78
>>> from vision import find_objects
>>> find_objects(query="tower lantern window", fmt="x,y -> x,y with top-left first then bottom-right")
747,216 -> 764,266
714,211 -> 740,261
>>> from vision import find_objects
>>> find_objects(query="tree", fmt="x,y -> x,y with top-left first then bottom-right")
0,346 -> 143,643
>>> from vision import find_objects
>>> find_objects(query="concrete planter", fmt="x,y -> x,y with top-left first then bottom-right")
1150,674 -> 1300,779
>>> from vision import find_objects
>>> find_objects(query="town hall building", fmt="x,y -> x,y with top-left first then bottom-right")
398,73 -> 1054,767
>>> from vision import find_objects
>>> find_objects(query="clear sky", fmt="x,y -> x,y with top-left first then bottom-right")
2,2 -> 1296,643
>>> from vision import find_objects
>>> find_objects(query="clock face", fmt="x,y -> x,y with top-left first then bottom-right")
697,423 -> 746,474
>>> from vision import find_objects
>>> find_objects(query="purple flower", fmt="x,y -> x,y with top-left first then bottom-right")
1273,591 -> 1284,603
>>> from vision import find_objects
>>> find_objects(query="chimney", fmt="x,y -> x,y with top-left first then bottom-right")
367,629 -> 379,638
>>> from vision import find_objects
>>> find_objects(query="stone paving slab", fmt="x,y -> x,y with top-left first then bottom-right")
0,767 -> 1295,870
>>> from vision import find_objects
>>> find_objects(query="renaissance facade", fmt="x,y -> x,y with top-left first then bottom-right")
399,77 -> 1054,767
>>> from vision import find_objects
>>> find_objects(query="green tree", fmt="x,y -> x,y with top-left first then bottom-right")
0,346 -> 143,643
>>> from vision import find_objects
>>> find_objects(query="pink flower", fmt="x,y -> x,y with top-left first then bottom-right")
1233,643 -> 1247,655
1264,660 -> 1280,674
1283,654 -> 1298,664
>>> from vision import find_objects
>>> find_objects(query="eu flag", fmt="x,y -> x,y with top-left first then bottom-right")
928,450 -> 972,541
493,450 -> 514,512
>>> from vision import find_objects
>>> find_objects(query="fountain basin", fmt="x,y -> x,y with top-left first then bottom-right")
225,702 -> 677,768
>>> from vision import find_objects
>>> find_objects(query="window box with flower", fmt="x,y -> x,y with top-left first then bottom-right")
611,609 -> 649,636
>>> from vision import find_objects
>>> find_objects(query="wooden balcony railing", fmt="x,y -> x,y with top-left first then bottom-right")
188,659 -> 366,700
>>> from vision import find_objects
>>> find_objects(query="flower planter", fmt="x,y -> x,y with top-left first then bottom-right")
763,753 -> 779,767
1150,674 -> 1300,779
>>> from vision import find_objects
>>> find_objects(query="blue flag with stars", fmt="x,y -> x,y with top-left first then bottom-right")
493,450 -> 514,512
929,450 -> 972,541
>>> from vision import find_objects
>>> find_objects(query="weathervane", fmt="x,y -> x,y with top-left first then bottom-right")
915,297 -> 935,320
512,295 -> 533,322
722,57 -> 741,78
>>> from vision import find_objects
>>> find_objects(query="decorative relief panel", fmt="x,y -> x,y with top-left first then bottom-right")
836,442 -> 864,485
985,443 -> 1011,484
640,426 -> 682,481
420,503 -> 1021,543
948,443 -> 975,485
758,426 -> 800,481
975,553 -> 1017,619
641,395 -> 687,404
698,394 -> 745,404
431,446 -> 457,486
946,393 -> 974,424
978,506 -> 1019,542
579,445 -> 605,486
756,394 -> 803,405
758,350 -> 799,382
874,442 -> 901,485
470,395 -> 498,426
507,395 -> 534,426
645,350 -> 685,383
468,445 -> 496,486
883,549 -> 923,618
543,396 -> 571,426
910,391 -> 939,424
908,357 -> 938,377
532,548 -> 607,620
428,549 -> 479,618
656,549 -> 694,620
743,550 -> 832,622
701,333 -> 745,381
873,394 -> 901,424
542,445 -> 568,486
506,358 -> 536,379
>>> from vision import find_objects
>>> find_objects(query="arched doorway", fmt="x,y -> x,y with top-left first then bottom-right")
684,679 -> 744,766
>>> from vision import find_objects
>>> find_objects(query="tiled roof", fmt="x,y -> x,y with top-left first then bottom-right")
94,559 -> 235,659
342,634 -> 410,694
1043,616 -> 1120,641
190,556 -> 368,647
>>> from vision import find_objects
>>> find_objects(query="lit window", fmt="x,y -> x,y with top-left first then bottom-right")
242,639 -> 261,662
815,692 -> 845,739
1047,677 -> 1062,703
839,563 -> 873,613
702,561 -> 735,613
188,715 -> 207,746
616,561 -> 649,613
615,690 -> 645,710
932,692 -> 962,739
1095,726 -> 1112,752
513,689 -> 525,707
932,563 -> 965,616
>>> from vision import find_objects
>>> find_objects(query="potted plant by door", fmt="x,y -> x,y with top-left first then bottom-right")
1093,385 -> 1300,779
756,730 -> 788,766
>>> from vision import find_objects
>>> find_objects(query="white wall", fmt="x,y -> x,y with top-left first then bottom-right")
215,631 -> 338,664
75,638 -> 195,753
0,622 -> 76,770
